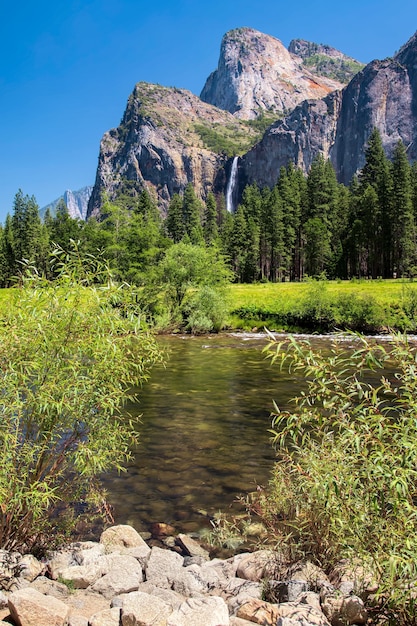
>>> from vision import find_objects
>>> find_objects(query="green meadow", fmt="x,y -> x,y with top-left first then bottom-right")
227,279 -> 417,333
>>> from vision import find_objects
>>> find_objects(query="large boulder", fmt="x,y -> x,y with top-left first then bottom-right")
8,587 -> 70,626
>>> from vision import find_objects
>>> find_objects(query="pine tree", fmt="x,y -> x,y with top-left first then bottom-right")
391,140 -> 415,276
278,163 -> 305,280
47,199 -> 81,251
305,156 -> 339,277
203,192 -> 218,245
166,194 -> 185,243
229,206 -> 248,281
359,128 -> 393,277
10,190 -> 45,275
182,184 -> 203,244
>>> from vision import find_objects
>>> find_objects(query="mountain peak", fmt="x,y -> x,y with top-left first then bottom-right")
200,27 -> 347,119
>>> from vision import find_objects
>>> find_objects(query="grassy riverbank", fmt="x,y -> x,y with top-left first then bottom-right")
227,279 -> 417,333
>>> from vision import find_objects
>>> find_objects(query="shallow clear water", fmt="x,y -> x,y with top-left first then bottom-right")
101,333 -> 369,534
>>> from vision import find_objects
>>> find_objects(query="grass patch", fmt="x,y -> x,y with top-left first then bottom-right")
226,279 -> 417,333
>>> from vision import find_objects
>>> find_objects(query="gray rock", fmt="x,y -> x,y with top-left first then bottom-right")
8,587 -> 70,626
73,542 -> 105,566
136,582 -> 185,610
31,576 -> 71,599
100,525 -> 148,550
114,545 -> 151,569
0,551 -> 22,590
175,534 -> 210,560
276,601 -> 331,626
241,31 -> 417,190
200,27 -> 344,120
145,546 -> 184,589
229,618 -> 255,626
89,607 -> 121,626
167,596 -> 229,626
59,562 -> 107,589
120,591 -> 172,626
172,562 -> 219,596
19,554 -> 45,582
90,555 -> 143,599
222,578 -> 262,615
235,550 -> 279,582
321,593 -> 368,626
67,615 -> 89,626
48,550 -> 76,580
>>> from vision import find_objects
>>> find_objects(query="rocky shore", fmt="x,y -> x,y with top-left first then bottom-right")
0,524 -> 372,626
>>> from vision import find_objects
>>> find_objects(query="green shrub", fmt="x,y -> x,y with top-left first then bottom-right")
263,332 -> 417,624
182,285 -> 229,334
0,245 -> 162,552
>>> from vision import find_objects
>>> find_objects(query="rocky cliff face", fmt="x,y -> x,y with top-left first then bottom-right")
240,31 -> 417,187
41,186 -> 93,221
288,39 -> 365,83
88,83 -> 260,217
200,27 -> 347,120
89,28 -> 417,218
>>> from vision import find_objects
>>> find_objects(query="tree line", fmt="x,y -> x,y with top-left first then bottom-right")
1,128 -> 417,287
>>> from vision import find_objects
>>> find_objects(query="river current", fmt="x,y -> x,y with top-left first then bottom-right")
101,333 -> 399,534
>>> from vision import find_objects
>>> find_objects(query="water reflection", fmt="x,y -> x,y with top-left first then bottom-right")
102,333 -> 406,534
102,334 -> 300,533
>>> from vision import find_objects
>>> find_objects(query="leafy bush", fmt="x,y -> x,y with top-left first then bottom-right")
0,245 -> 162,552
182,285 -> 229,333
144,243 -> 233,332
263,332 -> 417,624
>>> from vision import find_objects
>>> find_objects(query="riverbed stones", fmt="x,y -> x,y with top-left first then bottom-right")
90,554 -> 144,599
175,534 -> 210,560
8,587 -> 70,626
100,525 -> 147,549
145,546 -> 183,588
167,596 -> 229,626
0,525 -> 379,626
89,607 -> 121,626
120,591 -> 172,626
321,593 -> 368,626
237,598 -> 279,624
18,555 -> 44,582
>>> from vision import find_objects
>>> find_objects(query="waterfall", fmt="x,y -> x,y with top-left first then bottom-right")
226,156 -> 239,213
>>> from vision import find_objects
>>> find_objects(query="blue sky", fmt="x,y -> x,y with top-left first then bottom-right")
1,0 -> 416,223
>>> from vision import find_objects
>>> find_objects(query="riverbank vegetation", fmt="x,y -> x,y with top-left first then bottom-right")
0,246 -> 162,552
259,332 -> 417,625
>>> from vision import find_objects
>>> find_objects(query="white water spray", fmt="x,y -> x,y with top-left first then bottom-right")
226,156 -> 239,213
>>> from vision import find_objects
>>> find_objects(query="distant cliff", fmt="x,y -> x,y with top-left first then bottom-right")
240,30 -> 417,187
88,27 -> 417,218
200,27 -> 347,120
88,83 -> 261,217
288,39 -> 365,83
41,186 -> 93,221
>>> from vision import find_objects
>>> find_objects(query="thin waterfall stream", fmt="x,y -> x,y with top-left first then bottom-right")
226,156 -> 239,213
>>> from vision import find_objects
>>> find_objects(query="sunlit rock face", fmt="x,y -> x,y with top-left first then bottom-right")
240,30 -> 417,189
88,28 -> 417,218
200,27 -> 345,120
87,83 -> 261,217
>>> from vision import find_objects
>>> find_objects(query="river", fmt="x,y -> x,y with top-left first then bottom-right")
101,332 -> 383,535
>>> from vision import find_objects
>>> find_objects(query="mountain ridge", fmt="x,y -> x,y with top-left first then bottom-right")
87,27 -> 417,218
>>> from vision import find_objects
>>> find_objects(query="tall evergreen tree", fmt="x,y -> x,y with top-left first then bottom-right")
203,192 -> 218,245
47,199 -> 81,251
166,194 -> 185,243
182,184 -> 203,244
359,128 -> 393,276
10,190 -> 45,275
391,140 -> 415,276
